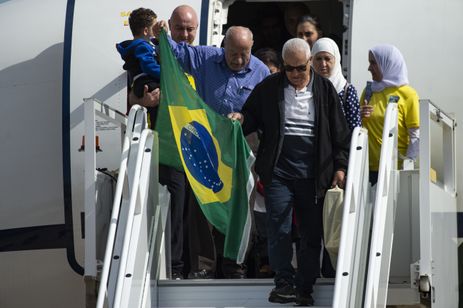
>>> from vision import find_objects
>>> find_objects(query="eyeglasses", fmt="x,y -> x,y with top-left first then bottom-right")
284,60 -> 310,72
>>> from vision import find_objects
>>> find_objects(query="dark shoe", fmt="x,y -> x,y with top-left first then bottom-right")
223,264 -> 247,279
188,269 -> 214,279
295,292 -> 314,306
222,258 -> 246,279
268,284 -> 296,303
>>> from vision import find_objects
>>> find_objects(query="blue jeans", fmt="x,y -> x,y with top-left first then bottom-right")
265,175 -> 322,294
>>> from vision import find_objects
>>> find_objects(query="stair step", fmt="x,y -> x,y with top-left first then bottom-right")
154,278 -> 334,307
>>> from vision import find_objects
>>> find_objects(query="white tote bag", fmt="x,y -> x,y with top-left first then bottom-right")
322,185 -> 344,269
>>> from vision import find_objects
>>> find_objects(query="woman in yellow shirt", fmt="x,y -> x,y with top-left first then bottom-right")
360,44 -> 420,184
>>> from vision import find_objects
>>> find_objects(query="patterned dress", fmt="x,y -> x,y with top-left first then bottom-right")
338,84 -> 361,130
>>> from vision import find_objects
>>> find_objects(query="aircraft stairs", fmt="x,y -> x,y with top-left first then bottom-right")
84,99 -> 458,308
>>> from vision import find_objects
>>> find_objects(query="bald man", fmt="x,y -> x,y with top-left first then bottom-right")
169,5 -> 198,45
154,22 -> 269,279
156,23 -> 269,115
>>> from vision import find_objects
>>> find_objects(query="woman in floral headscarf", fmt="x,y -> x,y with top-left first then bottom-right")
360,44 -> 420,184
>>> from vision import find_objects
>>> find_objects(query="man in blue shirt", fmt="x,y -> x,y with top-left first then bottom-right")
154,22 -> 270,279
159,23 -> 270,115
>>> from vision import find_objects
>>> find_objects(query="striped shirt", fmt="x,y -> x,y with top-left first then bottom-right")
274,77 -> 316,179
283,83 -> 316,137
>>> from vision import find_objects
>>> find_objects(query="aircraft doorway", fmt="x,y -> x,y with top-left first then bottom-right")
224,1 -> 346,57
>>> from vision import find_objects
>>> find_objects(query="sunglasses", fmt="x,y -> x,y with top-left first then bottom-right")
284,60 -> 310,72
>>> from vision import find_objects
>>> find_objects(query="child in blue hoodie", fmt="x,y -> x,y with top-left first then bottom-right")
116,8 -> 160,98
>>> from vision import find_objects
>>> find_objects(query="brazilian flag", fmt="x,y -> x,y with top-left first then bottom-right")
155,30 -> 254,263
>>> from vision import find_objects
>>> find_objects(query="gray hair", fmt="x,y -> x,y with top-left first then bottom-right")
282,38 -> 311,61
225,26 -> 253,42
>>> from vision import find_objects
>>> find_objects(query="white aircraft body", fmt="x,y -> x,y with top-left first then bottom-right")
0,0 -> 462,307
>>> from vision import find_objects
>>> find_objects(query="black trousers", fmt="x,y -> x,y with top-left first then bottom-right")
187,191 -> 245,277
159,164 -> 188,275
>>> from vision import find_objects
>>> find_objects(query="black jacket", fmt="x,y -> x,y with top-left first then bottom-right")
241,71 -> 351,198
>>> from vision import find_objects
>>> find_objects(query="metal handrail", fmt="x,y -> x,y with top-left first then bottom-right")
333,127 -> 371,308
364,102 -> 398,307
418,99 -> 458,306
113,128 -> 156,308
96,105 -> 148,308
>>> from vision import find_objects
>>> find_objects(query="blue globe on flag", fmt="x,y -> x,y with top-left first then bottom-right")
180,121 -> 224,193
